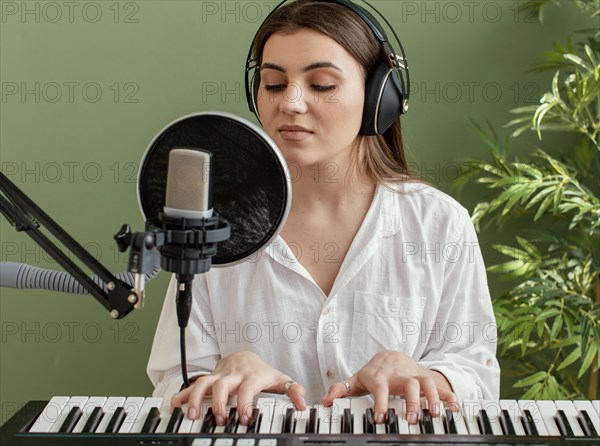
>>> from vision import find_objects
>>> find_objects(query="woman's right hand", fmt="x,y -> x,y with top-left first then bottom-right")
171,351 -> 306,425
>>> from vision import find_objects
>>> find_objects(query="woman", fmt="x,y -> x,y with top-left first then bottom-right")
147,0 -> 500,427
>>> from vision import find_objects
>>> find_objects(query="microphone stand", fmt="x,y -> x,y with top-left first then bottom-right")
1,170 -> 231,386
0,171 -> 146,319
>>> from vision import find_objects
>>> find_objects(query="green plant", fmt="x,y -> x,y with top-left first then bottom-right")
456,0 -> 600,399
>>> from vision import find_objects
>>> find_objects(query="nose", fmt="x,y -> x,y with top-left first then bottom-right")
279,82 -> 308,114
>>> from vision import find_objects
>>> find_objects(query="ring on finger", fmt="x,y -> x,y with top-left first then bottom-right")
283,380 -> 297,396
340,380 -> 351,394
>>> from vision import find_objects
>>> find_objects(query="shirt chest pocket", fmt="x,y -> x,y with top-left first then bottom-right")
349,291 -> 426,372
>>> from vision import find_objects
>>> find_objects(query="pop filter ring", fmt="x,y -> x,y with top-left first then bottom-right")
137,112 -> 292,267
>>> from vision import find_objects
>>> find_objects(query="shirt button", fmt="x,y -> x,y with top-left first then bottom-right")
326,369 -> 335,378
322,307 -> 331,315
485,358 -> 494,367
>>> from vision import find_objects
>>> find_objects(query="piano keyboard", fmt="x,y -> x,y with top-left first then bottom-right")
1,396 -> 598,445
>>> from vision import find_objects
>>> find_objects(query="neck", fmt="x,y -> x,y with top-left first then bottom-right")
289,158 -> 376,212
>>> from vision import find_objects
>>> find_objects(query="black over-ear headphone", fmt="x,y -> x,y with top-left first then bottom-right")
244,0 -> 410,136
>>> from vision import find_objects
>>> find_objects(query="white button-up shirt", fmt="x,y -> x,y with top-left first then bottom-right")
147,183 -> 500,404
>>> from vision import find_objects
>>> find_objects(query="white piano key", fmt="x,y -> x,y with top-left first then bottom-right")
293,407 -> 310,434
72,396 -> 107,433
447,406 -> 469,435
129,397 -> 163,433
573,400 -> 600,434
189,401 -> 214,434
593,400 -> 600,418
536,400 -> 561,436
480,400 -> 504,435
118,397 -> 145,433
461,400 -> 481,435
554,400 -> 585,436
317,404 -> 331,434
499,400 -> 526,436
269,400 -> 293,434
330,398 -> 350,434
423,400 -> 445,435
257,398 -> 276,434
154,403 -> 173,434
518,400 -> 549,435
95,397 -> 126,433
49,396 -> 88,433
29,396 -> 70,433
177,404 -> 195,433
351,397 -> 370,434
388,399 -> 408,434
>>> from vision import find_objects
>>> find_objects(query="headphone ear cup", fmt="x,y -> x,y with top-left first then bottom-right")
248,70 -> 261,115
361,63 -> 404,135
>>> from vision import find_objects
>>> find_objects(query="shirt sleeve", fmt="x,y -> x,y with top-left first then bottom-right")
146,274 -> 221,400
417,209 -> 500,401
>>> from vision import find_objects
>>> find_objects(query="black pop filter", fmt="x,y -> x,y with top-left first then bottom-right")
137,112 -> 291,266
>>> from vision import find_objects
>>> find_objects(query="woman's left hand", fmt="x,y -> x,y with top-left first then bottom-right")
320,350 -> 458,424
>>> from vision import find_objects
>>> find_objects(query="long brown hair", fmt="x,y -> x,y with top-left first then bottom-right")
250,0 -> 415,185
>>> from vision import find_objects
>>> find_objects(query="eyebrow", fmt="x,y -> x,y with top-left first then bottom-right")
259,61 -> 343,73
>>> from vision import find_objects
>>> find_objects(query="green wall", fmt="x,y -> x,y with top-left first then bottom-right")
0,0 -> 593,424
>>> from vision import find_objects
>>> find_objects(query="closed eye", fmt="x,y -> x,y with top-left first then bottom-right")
264,84 -> 286,92
312,84 -> 336,92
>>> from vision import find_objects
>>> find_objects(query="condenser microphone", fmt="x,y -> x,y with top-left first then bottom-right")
152,148 -> 228,278
147,147 -> 230,329
164,148 -> 213,220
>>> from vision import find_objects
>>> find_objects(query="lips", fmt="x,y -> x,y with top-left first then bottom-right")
279,125 -> 313,141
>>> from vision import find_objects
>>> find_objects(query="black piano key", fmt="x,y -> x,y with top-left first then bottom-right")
283,407 -> 294,433
521,409 -> 539,436
105,407 -> 126,433
577,410 -> 598,437
82,407 -> 104,433
342,408 -> 353,434
386,408 -> 398,434
421,409 -> 434,434
499,409 -> 516,436
477,408 -> 494,435
58,407 -> 83,433
307,407 -> 318,433
165,407 -> 183,433
140,407 -> 161,434
246,408 -> 260,433
200,407 -> 216,433
554,409 -> 574,437
364,408 -> 375,434
225,407 -> 238,433
444,408 -> 458,434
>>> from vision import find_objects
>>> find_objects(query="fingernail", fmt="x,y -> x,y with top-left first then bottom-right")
408,413 -> 418,424
215,415 -> 225,426
299,397 -> 306,408
375,413 -> 384,424
188,407 -> 197,419
241,415 -> 249,426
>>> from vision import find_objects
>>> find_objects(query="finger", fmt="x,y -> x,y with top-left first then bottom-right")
171,385 -> 193,410
439,388 -> 459,412
403,377 -> 421,425
186,377 -> 214,420
209,377 -> 233,426
236,383 -> 260,425
320,380 -> 352,407
419,376 -> 440,416
285,382 -> 307,411
371,382 -> 390,424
